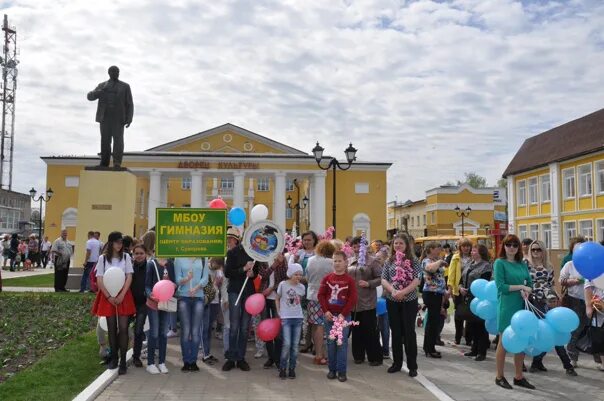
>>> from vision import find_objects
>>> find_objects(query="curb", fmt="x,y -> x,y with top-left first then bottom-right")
72,349 -> 133,401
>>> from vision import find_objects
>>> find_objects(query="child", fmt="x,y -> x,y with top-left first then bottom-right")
276,263 -> 305,379
317,250 -> 358,382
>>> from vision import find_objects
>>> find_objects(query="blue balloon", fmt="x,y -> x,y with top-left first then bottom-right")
523,345 -> 542,357
510,310 -> 539,338
470,279 -> 488,299
534,319 -> 555,353
228,207 -> 247,226
476,299 -> 497,320
470,298 -> 481,316
545,307 -> 580,333
376,298 -> 387,316
502,326 -> 529,353
484,281 -> 498,302
572,241 -> 604,280
485,318 -> 498,335
553,329 -> 572,346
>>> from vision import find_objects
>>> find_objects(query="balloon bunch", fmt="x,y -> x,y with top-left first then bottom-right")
573,241 -> 604,289
502,302 -> 579,355
320,226 -> 335,241
469,279 -> 499,333
357,231 -> 368,267
328,315 -> 359,346
392,251 -> 413,290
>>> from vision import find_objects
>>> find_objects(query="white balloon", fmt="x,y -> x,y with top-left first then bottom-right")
593,273 -> 604,290
99,317 -> 108,332
103,267 -> 125,297
143,316 -> 150,332
250,204 -> 269,223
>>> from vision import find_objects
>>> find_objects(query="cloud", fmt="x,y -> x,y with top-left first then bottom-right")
4,0 -> 604,207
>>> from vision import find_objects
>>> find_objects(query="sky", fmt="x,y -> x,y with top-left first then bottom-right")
3,0 -> 604,206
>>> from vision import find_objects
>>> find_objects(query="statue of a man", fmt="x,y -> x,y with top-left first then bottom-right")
87,66 -> 134,169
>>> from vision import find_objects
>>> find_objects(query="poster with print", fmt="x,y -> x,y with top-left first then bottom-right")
242,220 -> 285,262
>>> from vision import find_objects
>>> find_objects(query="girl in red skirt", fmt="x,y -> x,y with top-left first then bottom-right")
92,231 -> 136,374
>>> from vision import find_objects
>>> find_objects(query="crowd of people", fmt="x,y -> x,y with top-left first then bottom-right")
54,225 -> 603,388
1,233 -> 52,271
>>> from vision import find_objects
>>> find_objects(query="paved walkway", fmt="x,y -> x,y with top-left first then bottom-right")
2,286 -> 55,292
95,318 -> 604,401
2,267 -> 54,279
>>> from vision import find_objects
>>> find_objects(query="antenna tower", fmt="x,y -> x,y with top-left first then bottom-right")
0,14 -> 18,190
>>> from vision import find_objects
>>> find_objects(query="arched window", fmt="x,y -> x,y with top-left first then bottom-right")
352,213 -> 371,241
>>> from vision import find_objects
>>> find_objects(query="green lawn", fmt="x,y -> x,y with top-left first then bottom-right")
0,331 -> 105,401
2,273 -> 54,287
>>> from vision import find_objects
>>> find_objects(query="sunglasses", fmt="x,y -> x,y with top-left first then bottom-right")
505,243 -> 520,248
531,248 -> 542,252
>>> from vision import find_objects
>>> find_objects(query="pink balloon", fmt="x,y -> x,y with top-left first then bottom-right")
152,280 -> 175,302
245,293 -> 266,316
209,198 -> 228,209
257,318 -> 281,342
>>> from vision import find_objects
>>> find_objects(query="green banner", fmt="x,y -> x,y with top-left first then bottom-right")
155,208 -> 227,257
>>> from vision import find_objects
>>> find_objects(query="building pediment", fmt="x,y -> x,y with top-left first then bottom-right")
146,123 -> 307,155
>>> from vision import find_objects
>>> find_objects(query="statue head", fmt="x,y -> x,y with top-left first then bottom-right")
108,66 -> 120,80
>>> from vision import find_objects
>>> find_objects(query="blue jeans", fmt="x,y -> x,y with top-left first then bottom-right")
147,308 -> 168,365
178,297 -> 205,364
80,262 -> 94,292
226,292 -> 251,362
280,318 -> 303,370
378,312 -> 390,355
167,311 -> 178,334
201,303 -> 220,357
325,315 -> 351,374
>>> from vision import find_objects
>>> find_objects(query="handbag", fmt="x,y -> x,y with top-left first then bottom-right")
201,260 -> 216,305
151,260 -> 177,312
576,313 -> 604,354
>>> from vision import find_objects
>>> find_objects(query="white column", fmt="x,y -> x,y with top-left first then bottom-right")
148,171 -> 161,228
190,171 -> 203,208
212,178 -> 218,197
200,174 -> 207,207
160,177 -> 168,207
507,175 -> 515,235
310,172 -> 326,234
273,172 -> 287,231
549,162 -> 561,249
233,171 -> 245,208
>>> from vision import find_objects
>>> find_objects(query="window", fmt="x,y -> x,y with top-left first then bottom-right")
65,176 -> 79,187
431,212 -> 435,224
530,224 -> 539,240
541,224 -> 551,249
517,180 -> 526,205
355,183 -> 369,194
578,164 -> 592,197
597,161 -> 604,194
519,225 -> 527,240
597,219 -> 604,242
410,216 -> 414,227
221,178 -> 234,196
528,178 -> 538,204
540,174 -> 551,202
417,216 -> 420,226
579,220 -> 593,240
563,221 -> 577,248
286,207 -> 293,219
563,168 -> 575,199
423,215 -> 426,225
257,177 -> 270,192
286,179 -> 294,192
181,177 -> 191,190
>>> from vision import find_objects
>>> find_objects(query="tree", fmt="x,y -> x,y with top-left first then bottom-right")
457,172 -> 488,189
497,178 -> 507,188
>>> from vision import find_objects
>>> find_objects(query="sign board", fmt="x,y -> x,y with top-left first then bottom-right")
242,220 -> 285,262
494,211 -> 508,221
155,208 -> 227,257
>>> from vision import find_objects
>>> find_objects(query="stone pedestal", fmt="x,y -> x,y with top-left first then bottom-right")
74,170 -> 136,263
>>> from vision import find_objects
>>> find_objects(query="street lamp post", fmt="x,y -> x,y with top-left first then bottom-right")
312,142 -> 357,237
29,187 -> 53,242
287,179 -> 309,232
454,205 -> 472,237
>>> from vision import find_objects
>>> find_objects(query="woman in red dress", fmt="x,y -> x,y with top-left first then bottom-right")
92,231 -> 136,374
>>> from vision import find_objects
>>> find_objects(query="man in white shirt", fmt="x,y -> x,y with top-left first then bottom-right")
40,236 -> 52,268
81,231 -> 101,292
51,230 -> 73,292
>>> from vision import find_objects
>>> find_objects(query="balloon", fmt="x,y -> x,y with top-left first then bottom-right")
511,310 -> 539,338
476,299 -> 497,320
376,298 -> 387,316
484,281 -> 498,302
470,279 -> 488,299
103,267 -> 125,297
523,345 -> 542,357
533,319 -> 555,353
485,318 -> 498,335
572,242 -> 604,280
593,273 -> 604,290
152,280 -> 176,302
470,298 -> 481,316
209,198 -> 228,209
545,307 -> 579,333
99,317 -> 108,332
245,293 -> 266,316
228,207 -> 247,226
553,329 -> 571,346
257,318 -> 281,342
502,326 -> 529,353
250,204 -> 269,223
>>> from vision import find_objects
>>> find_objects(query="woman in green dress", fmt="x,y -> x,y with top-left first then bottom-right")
494,234 -> 535,390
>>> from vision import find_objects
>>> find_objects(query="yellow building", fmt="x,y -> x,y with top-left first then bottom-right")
503,108 -> 604,249
387,199 -> 427,239
42,123 -> 390,245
